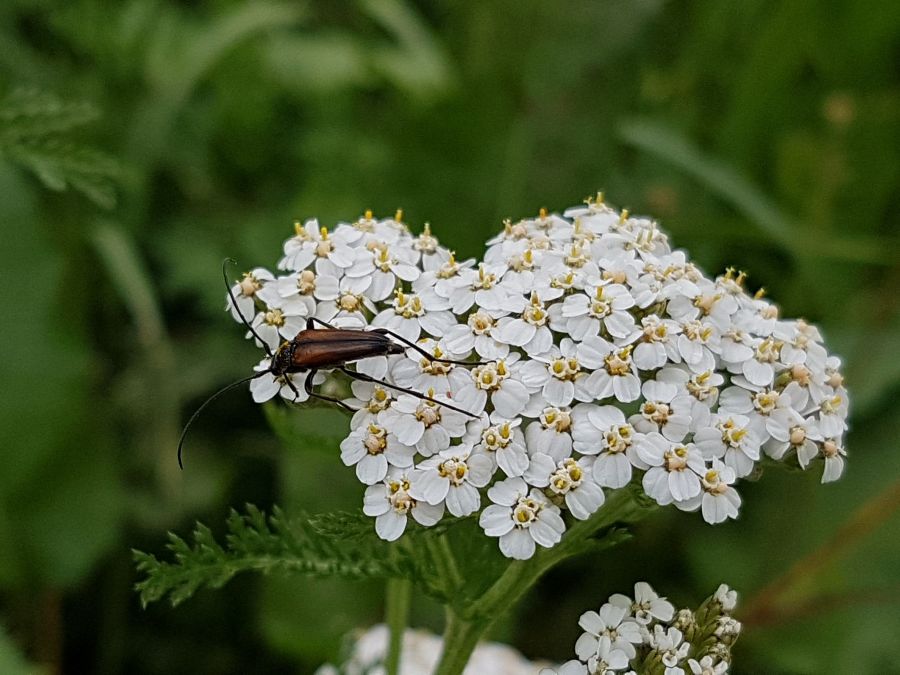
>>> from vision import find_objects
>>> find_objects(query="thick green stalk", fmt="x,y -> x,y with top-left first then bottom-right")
432,487 -> 653,674
432,609 -> 486,675
385,577 -> 411,675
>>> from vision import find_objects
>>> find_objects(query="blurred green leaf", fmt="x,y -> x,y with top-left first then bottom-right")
266,33 -> 369,94
13,438 -> 126,587
259,575 -> 382,664
129,1 -> 305,161
618,119 -> 898,265
0,626 -> 46,675
264,403 -> 348,457
0,163 -> 125,586
0,89 -> 119,208
91,221 -> 168,351
144,2 -> 305,100
362,0 -> 455,99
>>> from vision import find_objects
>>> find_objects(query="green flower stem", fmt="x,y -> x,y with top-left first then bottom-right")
432,608 -> 488,675
433,486 -> 654,675
384,577 -> 411,675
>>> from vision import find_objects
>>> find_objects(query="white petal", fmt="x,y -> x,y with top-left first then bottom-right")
743,359 -> 774,387
368,271 -> 396,301
362,486 -> 389,516
499,529 -> 536,559
497,445 -> 529,477
605,311 -> 637,338
518,360 -> 551,390
612,374 -> 641,402
575,632 -> 600,659
668,469 -> 700,501
394,417 -> 425,446
492,380 -> 529,418
531,511 -> 564,547
594,453 -> 632,489
566,482 -> 605,520
446,483 -> 480,517
412,470 -> 450,505
487,477 -> 526,506
544,378 -> 575,407
411,501 -> 444,526
642,467 -> 672,505
250,374 -> 280,403
523,453 -> 555,487
466,453 -> 495,487
356,454 -> 388,485
479,505 -> 514,536
375,511 -> 407,541
496,318 -> 536,346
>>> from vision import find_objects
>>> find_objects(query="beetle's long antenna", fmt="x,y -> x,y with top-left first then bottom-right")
339,366 -> 478,418
223,258 -> 274,359
178,371 -> 269,469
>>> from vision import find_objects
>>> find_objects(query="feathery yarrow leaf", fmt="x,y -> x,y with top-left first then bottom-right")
0,87 -> 119,208
134,505 -> 413,608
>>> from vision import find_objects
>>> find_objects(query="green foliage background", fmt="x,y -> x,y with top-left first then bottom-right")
1,1 -> 898,673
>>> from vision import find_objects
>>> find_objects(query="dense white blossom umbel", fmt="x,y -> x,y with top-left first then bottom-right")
542,582 -> 741,675
314,582 -> 740,675
229,199 -> 849,557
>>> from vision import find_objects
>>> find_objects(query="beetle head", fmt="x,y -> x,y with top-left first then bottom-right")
271,341 -> 295,376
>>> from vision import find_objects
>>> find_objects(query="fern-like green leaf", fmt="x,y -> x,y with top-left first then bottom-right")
134,505 -> 416,608
0,88 -> 119,208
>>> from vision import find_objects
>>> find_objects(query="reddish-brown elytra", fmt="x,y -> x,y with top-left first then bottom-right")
177,260 -> 481,468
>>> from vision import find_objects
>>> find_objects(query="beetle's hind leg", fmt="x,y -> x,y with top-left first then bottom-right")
339,366 -> 478,418
371,327 -> 488,366
303,369 -> 355,412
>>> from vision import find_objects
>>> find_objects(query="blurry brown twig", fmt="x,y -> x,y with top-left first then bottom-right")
741,475 -> 900,627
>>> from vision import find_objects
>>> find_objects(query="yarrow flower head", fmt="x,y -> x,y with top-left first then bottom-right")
226,196 -> 849,555
548,582 -> 742,675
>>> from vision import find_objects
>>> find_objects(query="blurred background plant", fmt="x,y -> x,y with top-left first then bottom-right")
1,0 -> 898,673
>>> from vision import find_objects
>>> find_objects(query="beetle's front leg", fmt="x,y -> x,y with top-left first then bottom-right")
282,372 -> 304,403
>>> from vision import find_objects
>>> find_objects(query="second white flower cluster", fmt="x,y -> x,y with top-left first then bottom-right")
541,582 -> 741,675
228,198 -> 849,558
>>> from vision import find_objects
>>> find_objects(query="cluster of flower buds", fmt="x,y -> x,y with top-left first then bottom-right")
229,196 -> 849,558
541,582 -> 741,675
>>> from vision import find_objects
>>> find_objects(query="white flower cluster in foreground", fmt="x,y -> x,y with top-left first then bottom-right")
314,582 -> 739,675
229,198 -> 849,557
314,623 -> 549,675
541,582 -> 741,675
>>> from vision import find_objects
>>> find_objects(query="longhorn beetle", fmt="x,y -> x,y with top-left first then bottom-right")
177,260 -> 482,468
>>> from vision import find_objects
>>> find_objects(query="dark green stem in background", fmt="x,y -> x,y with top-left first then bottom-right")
385,577 -> 411,675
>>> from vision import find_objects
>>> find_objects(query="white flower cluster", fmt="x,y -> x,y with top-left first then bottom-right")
313,583 -> 740,675
228,198 -> 849,558
314,623 -> 549,675
541,582 -> 741,675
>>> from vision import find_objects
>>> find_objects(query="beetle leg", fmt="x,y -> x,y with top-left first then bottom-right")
307,316 -> 339,331
370,327 -> 488,366
282,372 -> 304,403
338,366 -> 478,418
303,369 -> 355,412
